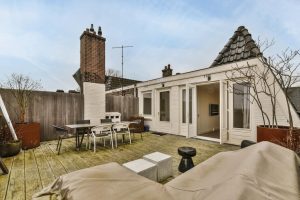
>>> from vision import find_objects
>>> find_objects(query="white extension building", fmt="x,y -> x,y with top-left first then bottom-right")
136,26 -> 300,144
108,26 -> 300,145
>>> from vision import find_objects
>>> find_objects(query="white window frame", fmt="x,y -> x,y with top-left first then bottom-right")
232,83 -> 251,130
159,90 -> 170,122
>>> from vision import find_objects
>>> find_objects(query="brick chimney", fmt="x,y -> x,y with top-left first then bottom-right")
162,64 -> 173,77
80,24 -> 106,84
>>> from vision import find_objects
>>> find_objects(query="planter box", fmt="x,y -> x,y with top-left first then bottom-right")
15,122 -> 40,150
257,126 -> 289,145
257,126 -> 300,151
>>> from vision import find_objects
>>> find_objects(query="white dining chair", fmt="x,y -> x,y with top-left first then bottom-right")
90,124 -> 114,152
112,122 -> 131,148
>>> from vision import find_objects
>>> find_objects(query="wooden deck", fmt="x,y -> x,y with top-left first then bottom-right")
0,133 -> 238,200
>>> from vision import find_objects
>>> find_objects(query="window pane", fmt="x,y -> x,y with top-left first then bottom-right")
233,83 -> 250,128
160,91 -> 170,121
189,88 -> 192,124
143,93 -> 152,115
182,89 -> 186,123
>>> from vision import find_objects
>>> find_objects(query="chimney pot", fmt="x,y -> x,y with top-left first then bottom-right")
90,24 -> 94,32
162,64 -> 173,77
98,26 -> 102,36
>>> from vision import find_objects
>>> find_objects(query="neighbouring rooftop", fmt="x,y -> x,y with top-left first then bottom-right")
105,76 -> 141,91
0,133 -> 238,200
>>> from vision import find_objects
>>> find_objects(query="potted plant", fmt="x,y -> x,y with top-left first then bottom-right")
1,73 -> 42,150
227,39 -> 300,154
0,113 -> 21,157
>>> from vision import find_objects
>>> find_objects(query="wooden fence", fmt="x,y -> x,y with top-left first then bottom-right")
0,89 -> 139,141
0,89 -> 83,141
106,95 -> 139,121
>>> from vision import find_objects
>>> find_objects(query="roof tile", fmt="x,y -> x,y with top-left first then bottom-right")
211,26 -> 261,67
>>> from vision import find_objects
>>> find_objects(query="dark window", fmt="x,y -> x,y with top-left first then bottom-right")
143,93 -> 152,115
233,83 -> 250,128
182,89 -> 186,123
189,88 -> 192,124
160,91 -> 170,121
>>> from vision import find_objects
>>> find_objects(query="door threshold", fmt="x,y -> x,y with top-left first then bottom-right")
194,136 -> 220,143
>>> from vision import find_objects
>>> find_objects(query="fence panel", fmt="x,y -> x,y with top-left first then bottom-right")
0,89 -> 83,141
106,95 -> 139,120
0,90 -> 138,141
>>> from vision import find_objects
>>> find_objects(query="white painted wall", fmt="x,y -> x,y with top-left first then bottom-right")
219,80 -> 228,144
137,58 -> 300,145
83,82 -> 105,124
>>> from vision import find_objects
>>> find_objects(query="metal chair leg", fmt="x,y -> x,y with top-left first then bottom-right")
128,132 -> 131,144
93,136 -> 96,153
58,139 -> 62,155
86,133 -> 89,149
110,134 -> 114,149
114,133 -> 118,148
56,137 -> 60,151
78,134 -> 84,149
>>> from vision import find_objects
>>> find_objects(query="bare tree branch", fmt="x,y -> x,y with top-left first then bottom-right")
105,68 -> 121,77
0,74 -> 42,123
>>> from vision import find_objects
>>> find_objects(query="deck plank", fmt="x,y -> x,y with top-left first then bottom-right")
24,150 -> 43,200
0,156 -> 14,200
5,151 -> 25,200
47,140 -> 91,170
39,143 -> 67,178
33,146 -> 56,188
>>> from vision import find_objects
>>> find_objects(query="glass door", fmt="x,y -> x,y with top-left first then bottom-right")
188,86 -> 197,137
159,91 -> 170,121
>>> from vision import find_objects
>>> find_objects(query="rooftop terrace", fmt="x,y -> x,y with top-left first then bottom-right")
0,133 -> 238,200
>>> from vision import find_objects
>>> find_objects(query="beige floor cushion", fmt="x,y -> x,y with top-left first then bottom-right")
32,162 -> 173,200
165,141 -> 300,200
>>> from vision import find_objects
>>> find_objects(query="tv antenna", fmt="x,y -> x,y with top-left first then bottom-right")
112,45 -> 133,96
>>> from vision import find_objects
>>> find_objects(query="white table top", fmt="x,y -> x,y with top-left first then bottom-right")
65,121 -> 134,129
123,159 -> 156,173
65,124 -> 98,129
143,152 -> 171,162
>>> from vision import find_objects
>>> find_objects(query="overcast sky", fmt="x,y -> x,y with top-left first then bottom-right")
0,0 -> 300,91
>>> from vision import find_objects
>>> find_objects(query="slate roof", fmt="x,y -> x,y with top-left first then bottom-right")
211,26 -> 261,67
105,76 -> 141,91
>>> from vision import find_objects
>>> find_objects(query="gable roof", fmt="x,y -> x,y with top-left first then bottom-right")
211,26 -> 261,67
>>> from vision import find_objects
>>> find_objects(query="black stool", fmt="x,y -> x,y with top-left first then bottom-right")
241,140 -> 256,149
178,147 -> 196,173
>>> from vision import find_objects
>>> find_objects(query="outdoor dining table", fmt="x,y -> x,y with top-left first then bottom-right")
65,121 -> 133,150
65,123 -> 98,150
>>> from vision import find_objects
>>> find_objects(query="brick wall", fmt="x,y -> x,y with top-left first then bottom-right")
80,25 -> 106,84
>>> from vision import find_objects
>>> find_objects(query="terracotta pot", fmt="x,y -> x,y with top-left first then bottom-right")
14,122 -> 40,150
0,140 -> 21,157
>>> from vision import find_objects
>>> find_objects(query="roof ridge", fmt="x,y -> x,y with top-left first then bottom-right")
210,26 -> 261,67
